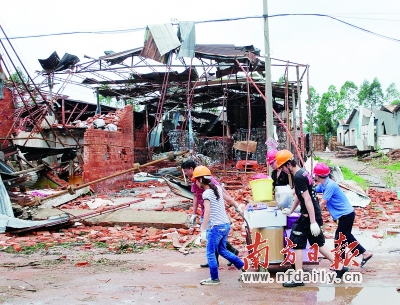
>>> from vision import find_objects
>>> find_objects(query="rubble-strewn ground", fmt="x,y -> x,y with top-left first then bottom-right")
1,152 -> 400,304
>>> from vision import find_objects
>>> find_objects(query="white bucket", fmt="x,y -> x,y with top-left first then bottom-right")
275,185 -> 293,207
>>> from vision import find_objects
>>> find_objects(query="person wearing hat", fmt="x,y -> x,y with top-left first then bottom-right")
191,165 -> 245,285
267,149 -> 290,188
267,149 -> 295,210
314,163 -> 373,268
181,160 -> 242,268
276,150 -> 347,287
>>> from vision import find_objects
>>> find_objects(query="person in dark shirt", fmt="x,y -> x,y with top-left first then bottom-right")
267,149 -> 290,188
275,150 -> 347,287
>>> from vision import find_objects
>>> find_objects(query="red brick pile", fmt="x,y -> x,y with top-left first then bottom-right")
321,189 -> 400,236
3,161 -> 399,253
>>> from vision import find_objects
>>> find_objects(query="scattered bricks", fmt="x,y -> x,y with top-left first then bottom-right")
71,229 -> 81,235
154,205 -> 164,211
97,237 -> 113,243
372,234 -> 384,239
37,236 -> 52,242
146,227 -> 158,237
13,244 -> 22,252
386,230 -> 400,236
177,229 -> 189,236
14,237 -> 30,242
76,261 -> 89,267
159,239 -> 172,247
23,241 -> 37,247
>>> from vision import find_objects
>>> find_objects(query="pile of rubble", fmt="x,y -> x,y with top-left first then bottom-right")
322,189 -> 400,236
65,109 -> 125,130
335,146 -> 358,158
387,148 -> 400,161
2,159 -> 400,253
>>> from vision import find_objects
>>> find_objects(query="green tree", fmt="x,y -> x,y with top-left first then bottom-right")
391,99 -> 400,105
276,75 -> 285,85
339,81 -> 359,112
304,86 -> 320,133
358,80 -> 370,106
370,78 -> 384,108
99,94 -> 113,105
10,67 -> 28,84
358,78 -> 384,108
385,83 -> 400,104
314,85 -> 339,141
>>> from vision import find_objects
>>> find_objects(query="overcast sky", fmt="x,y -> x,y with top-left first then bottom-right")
1,0 -> 400,104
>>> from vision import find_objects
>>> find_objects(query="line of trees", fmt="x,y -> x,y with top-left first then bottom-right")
304,78 -> 400,140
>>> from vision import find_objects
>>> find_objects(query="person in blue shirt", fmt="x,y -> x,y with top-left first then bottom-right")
314,163 -> 373,268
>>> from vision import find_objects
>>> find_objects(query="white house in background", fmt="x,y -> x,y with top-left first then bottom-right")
345,105 -> 400,150
337,119 -> 349,145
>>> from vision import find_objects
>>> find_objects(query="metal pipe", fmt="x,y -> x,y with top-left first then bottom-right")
10,198 -> 145,233
235,58 -> 304,166
24,150 -> 189,206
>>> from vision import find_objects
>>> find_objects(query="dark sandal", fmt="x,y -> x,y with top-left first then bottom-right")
361,254 -> 373,267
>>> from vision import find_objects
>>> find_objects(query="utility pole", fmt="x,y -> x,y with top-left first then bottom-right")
263,0 -> 274,175
263,0 -> 274,143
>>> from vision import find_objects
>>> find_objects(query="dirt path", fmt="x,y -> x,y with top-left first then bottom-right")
1,231 -> 400,304
1,152 -> 400,304
314,151 -> 400,190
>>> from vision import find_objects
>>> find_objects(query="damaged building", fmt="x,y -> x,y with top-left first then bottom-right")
0,22 -> 310,226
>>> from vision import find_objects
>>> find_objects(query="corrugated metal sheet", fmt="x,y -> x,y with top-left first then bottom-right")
141,28 -> 169,64
99,48 -> 142,65
38,51 -> 60,72
339,180 -> 371,208
194,44 -> 260,63
0,175 -> 14,217
147,24 -> 181,56
177,21 -> 196,58
0,214 -> 69,233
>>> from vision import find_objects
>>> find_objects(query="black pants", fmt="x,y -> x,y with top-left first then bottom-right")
335,211 -> 366,259
215,241 -> 237,261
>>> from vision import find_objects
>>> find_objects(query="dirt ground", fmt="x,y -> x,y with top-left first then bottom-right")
314,151 -> 400,190
1,153 -> 400,305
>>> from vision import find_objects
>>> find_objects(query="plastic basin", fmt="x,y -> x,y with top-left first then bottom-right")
249,178 -> 273,201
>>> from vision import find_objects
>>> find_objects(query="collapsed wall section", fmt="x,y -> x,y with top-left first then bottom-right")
83,105 -> 134,192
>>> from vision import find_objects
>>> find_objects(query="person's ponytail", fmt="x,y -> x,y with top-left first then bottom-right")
202,177 -> 220,200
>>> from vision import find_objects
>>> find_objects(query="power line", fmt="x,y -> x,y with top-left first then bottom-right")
2,13 -> 400,43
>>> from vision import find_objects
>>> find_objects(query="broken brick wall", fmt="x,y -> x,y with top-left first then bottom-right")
83,105 -> 134,192
134,125 -> 148,165
0,88 -> 14,148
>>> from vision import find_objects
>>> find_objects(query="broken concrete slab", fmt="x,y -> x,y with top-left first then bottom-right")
39,187 -> 91,208
151,192 -> 168,198
114,197 -> 190,210
33,209 -> 188,229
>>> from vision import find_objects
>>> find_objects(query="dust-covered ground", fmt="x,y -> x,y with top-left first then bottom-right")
1,153 -> 400,304
1,228 -> 400,305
